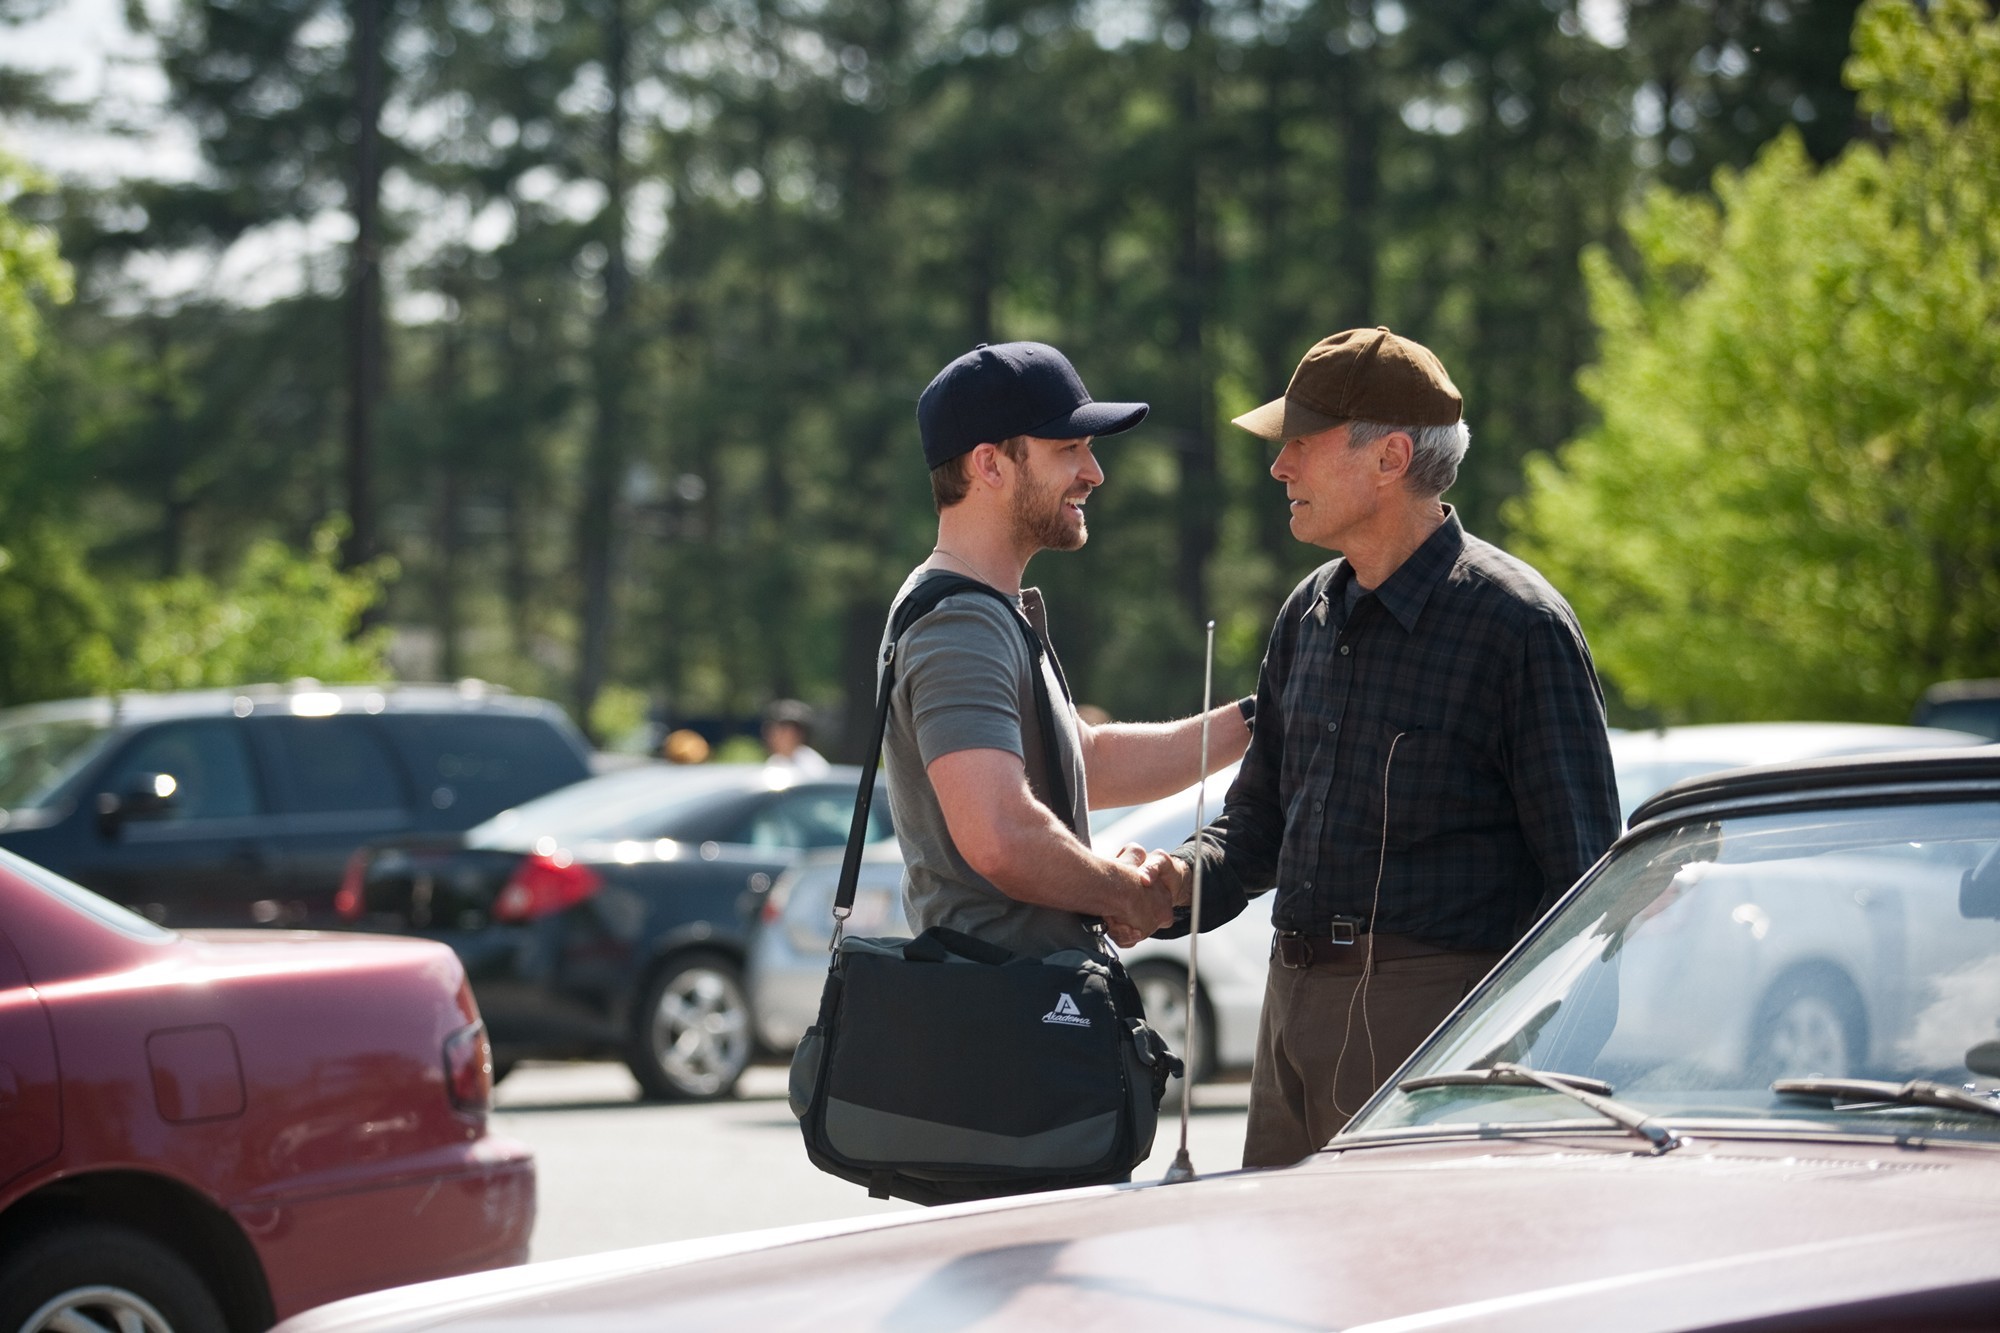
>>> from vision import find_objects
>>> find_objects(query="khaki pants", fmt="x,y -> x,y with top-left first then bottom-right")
1243,942 -> 1503,1168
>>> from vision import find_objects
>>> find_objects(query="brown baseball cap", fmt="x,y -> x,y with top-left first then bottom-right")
1232,326 -> 1462,441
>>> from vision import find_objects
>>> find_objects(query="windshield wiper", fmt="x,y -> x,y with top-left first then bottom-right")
1397,1061 -> 1685,1155
1772,1077 -> 2000,1123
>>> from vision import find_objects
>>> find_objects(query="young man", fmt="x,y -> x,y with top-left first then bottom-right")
1147,326 -> 1621,1165
886,341 -> 1249,954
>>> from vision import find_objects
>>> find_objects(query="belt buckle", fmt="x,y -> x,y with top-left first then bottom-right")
1329,918 -> 1359,945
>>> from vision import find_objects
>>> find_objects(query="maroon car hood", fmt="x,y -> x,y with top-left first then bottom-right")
282,1134 -> 2000,1332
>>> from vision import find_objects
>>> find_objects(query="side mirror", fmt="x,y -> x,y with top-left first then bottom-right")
97,772 -> 181,836
1961,843 -> 2000,920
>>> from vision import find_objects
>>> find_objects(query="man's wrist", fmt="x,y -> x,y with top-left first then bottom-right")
1236,694 -> 1256,724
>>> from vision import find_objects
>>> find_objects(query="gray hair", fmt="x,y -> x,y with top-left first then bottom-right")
1347,418 -> 1470,498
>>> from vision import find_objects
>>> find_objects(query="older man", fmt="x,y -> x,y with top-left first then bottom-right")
1149,327 -> 1620,1166
884,341 -> 1248,955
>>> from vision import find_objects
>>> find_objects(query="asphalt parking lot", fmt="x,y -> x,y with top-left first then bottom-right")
494,1062 -> 1253,1262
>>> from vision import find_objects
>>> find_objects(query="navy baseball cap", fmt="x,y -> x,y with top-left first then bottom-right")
917,342 -> 1149,470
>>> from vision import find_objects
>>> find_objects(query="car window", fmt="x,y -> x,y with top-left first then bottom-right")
0,715 -> 115,810
741,788 -> 859,851
104,720 -> 260,821
1917,698 -> 2000,741
386,715 -> 590,819
258,717 -> 408,814
1350,798 -> 2000,1143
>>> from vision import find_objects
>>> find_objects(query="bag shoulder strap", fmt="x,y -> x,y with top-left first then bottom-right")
832,572 -> 1074,920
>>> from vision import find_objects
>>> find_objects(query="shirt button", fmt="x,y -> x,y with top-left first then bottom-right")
1326,721 -> 1339,733
1312,801 -> 1323,813
1339,644 -> 1351,656
1303,880 -> 1313,890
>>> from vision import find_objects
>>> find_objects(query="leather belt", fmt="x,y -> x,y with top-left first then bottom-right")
1273,926 -> 1449,969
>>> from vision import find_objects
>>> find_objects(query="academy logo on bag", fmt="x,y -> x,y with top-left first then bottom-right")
1042,992 -> 1091,1028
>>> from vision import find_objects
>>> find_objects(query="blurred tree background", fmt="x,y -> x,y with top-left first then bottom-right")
1,0 -> 1989,749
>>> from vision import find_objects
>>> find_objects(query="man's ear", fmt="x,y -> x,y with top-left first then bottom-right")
1376,430 -> 1414,484
967,441 -> 1012,491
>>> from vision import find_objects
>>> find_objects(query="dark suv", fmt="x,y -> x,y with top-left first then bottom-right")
0,681 -> 593,926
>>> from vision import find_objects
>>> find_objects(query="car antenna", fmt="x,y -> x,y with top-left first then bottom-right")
1163,619 -> 1215,1186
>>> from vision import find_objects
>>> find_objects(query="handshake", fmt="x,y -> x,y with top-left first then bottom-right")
1102,844 -> 1194,948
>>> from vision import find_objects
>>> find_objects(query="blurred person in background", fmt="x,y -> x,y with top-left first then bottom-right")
762,699 -> 831,776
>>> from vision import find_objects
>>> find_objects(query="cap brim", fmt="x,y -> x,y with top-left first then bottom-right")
1029,401 -> 1149,441
1231,395 -> 1346,442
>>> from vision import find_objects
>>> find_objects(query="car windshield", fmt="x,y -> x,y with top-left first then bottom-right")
1346,797 -> 2000,1145
0,715 -> 115,811
467,766 -> 777,847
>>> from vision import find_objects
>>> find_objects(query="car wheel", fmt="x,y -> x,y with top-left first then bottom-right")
1748,968 -> 1866,1083
0,1224 -> 226,1333
1129,961 -> 1215,1107
627,952 -> 752,1102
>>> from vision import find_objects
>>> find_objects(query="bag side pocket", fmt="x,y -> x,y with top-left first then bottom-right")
789,1027 -> 824,1121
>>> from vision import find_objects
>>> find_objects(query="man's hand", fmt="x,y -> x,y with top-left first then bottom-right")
1142,850 -> 1192,907
1101,854 -> 1174,947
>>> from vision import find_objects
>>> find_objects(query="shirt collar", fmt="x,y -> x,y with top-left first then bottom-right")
1322,505 -> 1465,634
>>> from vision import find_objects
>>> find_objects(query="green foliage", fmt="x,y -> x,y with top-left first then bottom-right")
0,151 -> 69,362
587,682 -> 651,754
0,528 -> 117,706
0,152 -> 97,706
94,525 -> 396,694
1508,0 -> 2000,724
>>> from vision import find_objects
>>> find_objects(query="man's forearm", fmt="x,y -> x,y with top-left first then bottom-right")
1082,703 -> 1250,807
929,747 -> 1172,940
972,799 -> 1142,916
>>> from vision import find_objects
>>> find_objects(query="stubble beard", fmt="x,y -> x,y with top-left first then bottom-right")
1011,470 -> 1088,553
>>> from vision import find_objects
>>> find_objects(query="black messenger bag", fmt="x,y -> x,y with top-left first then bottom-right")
789,573 -> 1181,1205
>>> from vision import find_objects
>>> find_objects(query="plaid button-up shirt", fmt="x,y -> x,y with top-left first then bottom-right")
1182,508 -> 1621,953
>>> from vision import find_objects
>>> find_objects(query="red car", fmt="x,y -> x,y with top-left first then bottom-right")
0,846 -> 534,1333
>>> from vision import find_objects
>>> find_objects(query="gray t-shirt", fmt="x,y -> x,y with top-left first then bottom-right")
881,567 -> 1096,958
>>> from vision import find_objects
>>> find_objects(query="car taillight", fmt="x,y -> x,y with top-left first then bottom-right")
444,1020 -> 491,1115
491,852 -> 601,922
760,876 -> 791,924
335,849 -> 368,921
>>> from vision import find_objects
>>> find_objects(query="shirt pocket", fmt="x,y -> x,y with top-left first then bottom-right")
1278,658 -> 1338,786
1376,722 -> 1512,848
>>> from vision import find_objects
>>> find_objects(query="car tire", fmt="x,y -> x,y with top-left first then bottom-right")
627,952 -> 753,1102
0,1223 -> 226,1333
1748,967 -> 1866,1084
1128,960 -> 1215,1108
